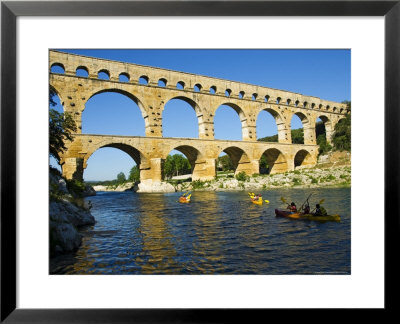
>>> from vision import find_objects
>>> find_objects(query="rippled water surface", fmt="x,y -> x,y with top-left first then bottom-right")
50,188 -> 350,274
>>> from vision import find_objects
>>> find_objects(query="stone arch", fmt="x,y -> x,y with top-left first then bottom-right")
49,84 -> 66,110
316,115 -> 334,144
50,62 -> 65,74
213,102 -> 248,140
218,146 -> 251,175
294,149 -> 315,169
166,145 -> 201,173
162,145 -> 206,181
290,111 -> 315,145
86,88 -> 148,120
194,83 -> 202,92
259,148 -> 288,174
139,75 -> 149,85
161,95 -> 206,138
86,142 -> 143,168
98,69 -> 110,80
119,72 -> 130,82
76,66 -> 89,77
158,78 -> 167,87
176,81 -> 185,90
68,141 -> 147,182
256,107 -> 286,142
81,88 -> 149,137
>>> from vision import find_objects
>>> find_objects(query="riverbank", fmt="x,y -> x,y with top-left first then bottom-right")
92,151 -> 351,193
174,165 -> 351,192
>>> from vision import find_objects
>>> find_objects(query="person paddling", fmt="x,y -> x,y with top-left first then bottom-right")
287,202 -> 297,213
314,203 -> 327,216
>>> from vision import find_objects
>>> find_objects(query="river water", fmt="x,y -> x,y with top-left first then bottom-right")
50,188 -> 350,275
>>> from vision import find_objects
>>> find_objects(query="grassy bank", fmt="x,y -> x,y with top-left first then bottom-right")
168,165 -> 351,192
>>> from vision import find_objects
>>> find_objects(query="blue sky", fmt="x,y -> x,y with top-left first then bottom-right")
50,49 -> 350,181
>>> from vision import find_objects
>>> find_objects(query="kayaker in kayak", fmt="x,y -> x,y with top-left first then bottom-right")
313,204 -> 327,216
303,203 -> 310,214
287,202 -> 297,213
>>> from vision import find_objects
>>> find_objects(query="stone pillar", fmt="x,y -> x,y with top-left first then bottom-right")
304,125 -> 316,145
284,157 -> 295,174
277,122 -> 291,144
198,120 -> 214,139
63,98 -> 85,134
242,124 -> 257,141
325,122 -> 334,145
236,159 -> 259,176
62,157 -> 84,181
144,96 -> 164,137
140,158 -> 163,182
192,158 -> 216,181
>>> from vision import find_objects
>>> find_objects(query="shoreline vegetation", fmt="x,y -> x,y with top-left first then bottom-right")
92,151 -> 351,193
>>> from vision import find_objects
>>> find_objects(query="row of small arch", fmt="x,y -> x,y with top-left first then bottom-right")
50,62 -> 348,114
84,140 -> 314,174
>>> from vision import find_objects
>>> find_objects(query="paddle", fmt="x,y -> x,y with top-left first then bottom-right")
281,197 -> 290,209
299,193 -> 313,213
177,191 -> 191,202
311,199 -> 325,213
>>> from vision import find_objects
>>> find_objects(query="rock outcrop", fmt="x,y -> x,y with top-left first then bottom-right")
49,171 -> 95,257
136,180 -> 175,193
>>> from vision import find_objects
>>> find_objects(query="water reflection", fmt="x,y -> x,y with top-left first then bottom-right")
50,188 -> 351,275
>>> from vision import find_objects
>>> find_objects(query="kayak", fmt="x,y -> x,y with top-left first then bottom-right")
251,198 -> 263,205
248,192 -> 269,205
179,194 -> 191,203
275,209 -> 341,222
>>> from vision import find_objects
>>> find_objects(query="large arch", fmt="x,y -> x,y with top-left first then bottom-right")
316,115 -> 334,145
162,96 -> 203,138
294,149 -> 315,169
218,146 -> 251,175
259,148 -> 288,174
84,142 -> 143,174
162,145 -> 203,181
290,111 -> 315,145
213,103 -> 247,141
256,107 -> 286,142
82,90 -> 146,136
60,141 -> 146,182
85,88 -> 148,119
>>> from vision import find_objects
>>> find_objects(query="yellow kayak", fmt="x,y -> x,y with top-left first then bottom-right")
248,192 -> 269,205
275,209 -> 341,222
251,198 -> 263,205
179,194 -> 191,203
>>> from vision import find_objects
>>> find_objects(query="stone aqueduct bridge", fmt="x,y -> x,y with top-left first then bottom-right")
49,51 -> 349,185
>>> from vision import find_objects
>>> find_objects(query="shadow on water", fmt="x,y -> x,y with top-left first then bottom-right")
50,188 -> 350,275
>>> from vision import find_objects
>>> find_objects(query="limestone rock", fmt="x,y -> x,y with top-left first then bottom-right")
137,180 -> 175,193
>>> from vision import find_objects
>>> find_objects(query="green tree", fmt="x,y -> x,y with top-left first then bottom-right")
163,154 -> 191,179
116,172 -> 126,183
49,88 -> 77,163
218,155 -> 233,171
317,134 -> 332,155
291,128 -> 304,144
128,165 -> 140,182
332,114 -> 351,151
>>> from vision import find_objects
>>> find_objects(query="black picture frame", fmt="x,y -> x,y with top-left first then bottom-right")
1,0 -> 398,322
